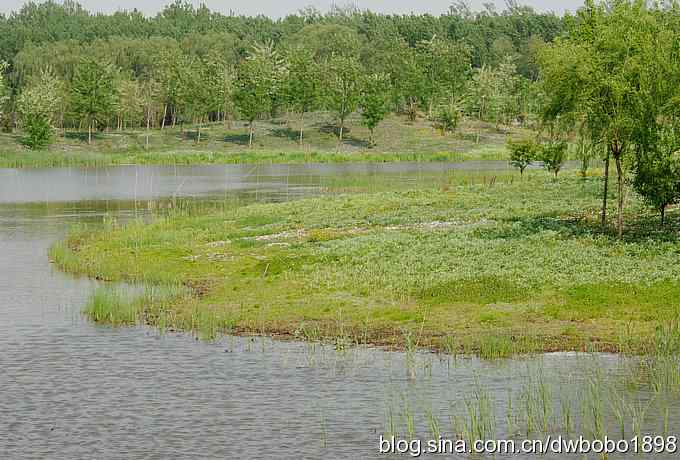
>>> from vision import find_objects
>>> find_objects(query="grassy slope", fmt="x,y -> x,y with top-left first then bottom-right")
1,114 -> 523,168
50,171 -> 680,355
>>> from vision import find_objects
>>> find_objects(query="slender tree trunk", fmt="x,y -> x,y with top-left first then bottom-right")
172,109 -> 177,128
408,98 -> 417,122
601,150 -> 610,229
161,105 -> 167,130
145,115 -> 150,150
615,151 -> 624,238
338,118 -> 344,143
299,112 -> 304,145
248,121 -> 254,148
196,120 -> 201,144
88,121 -> 92,145
661,205 -> 666,226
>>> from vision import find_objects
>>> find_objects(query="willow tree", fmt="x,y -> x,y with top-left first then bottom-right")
538,0 -> 661,236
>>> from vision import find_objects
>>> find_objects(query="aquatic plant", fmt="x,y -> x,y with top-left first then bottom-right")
463,377 -> 496,441
425,405 -> 441,440
85,286 -> 139,326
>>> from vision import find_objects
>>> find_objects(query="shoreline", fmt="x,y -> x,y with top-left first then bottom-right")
0,147 -> 509,169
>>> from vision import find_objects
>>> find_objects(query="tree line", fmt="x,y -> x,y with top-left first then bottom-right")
0,0 -> 564,147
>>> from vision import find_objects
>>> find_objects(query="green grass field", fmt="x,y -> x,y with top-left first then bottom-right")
50,169 -> 680,355
1,114 -> 526,168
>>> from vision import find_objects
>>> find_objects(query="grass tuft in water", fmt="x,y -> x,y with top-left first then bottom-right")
85,287 -> 139,326
84,283 -> 190,330
463,377 -> 496,442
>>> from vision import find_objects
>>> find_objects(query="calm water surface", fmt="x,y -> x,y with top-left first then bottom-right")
0,163 -> 674,459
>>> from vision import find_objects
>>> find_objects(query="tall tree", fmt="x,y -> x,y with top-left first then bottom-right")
323,54 -> 362,143
204,56 -> 234,129
233,42 -> 282,147
115,77 -> 143,131
359,73 -> 391,147
390,45 -> 425,122
177,58 -> 213,143
0,60 -> 8,128
156,48 -> 183,129
70,58 -> 117,144
139,78 -> 162,150
283,46 -> 321,144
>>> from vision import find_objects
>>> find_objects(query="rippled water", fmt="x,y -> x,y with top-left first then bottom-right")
0,163 -> 675,459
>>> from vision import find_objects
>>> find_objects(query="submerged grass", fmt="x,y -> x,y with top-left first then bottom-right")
382,350 -> 680,447
52,171 -> 680,354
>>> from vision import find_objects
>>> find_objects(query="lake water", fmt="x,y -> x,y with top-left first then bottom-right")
0,163 -> 676,459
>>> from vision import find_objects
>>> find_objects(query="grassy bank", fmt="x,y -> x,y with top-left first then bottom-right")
51,172 -> 680,355
1,115 -> 521,168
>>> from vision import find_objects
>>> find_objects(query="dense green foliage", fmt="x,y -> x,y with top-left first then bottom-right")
508,138 -> 538,175
432,103 -> 462,136
633,130 -> 680,224
16,68 -> 64,149
540,141 -> 567,178
70,58 -> 117,144
0,1 -> 565,143
359,73 -> 391,146
538,0 -> 680,232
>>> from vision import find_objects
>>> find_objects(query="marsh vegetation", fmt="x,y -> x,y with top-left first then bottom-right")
51,168 -> 680,355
